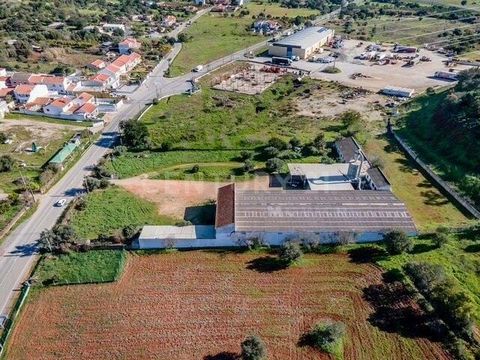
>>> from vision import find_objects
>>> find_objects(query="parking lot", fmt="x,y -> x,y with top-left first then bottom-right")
255,39 -> 471,93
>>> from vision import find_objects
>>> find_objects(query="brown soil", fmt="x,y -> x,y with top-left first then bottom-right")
8,252 -> 451,360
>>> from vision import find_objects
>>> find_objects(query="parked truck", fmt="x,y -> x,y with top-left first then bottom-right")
271,57 -> 292,66
434,71 -> 458,81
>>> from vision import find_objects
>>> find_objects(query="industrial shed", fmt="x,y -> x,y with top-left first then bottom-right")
268,27 -> 334,59
215,184 -> 417,244
138,225 -> 216,249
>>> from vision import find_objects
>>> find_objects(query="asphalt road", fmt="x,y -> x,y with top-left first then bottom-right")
0,5 -> 345,318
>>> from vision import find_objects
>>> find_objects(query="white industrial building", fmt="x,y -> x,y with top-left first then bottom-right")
268,27 -> 334,59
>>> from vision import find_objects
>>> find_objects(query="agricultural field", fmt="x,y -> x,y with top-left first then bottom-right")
69,187 -> 177,240
7,251 -> 450,359
169,1 -> 320,76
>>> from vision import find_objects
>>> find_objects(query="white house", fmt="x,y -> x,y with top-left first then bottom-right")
74,102 -> 98,119
43,97 -> 75,115
161,15 -> 177,28
14,84 -> 49,103
28,75 -> 72,94
0,100 -> 9,119
118,37 -> 141,55
102,23 -> 126,33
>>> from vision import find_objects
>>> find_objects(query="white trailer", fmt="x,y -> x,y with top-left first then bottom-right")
434,71 -> 458,81
382,86 -> 415,98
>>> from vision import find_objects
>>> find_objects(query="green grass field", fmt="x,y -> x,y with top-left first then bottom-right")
70,187 -> 177,239
151,162 -> 255,181
170,2 -> 320,76
364,136 -> 470,231
378,233 -> 480,326
142,77 -> 344,149
34,250 -> 126,285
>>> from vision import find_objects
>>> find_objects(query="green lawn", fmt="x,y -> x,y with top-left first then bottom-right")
169,13 -> 264,76
34,250 -> 126,286
378,233 -> 480,326
151,162 -> 255,181
364,135 -> 470,231
246,1 -> 320,18
5,113 -> 93,127
70,187 -> 177,239
142,77 -> 344,149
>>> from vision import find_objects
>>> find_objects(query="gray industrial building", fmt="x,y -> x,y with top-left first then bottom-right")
268,27 -> 334,59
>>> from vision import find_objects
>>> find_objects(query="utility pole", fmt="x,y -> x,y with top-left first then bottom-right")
17,165 -> 36,203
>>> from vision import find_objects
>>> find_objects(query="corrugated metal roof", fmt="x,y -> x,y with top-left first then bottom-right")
272,27 -> 333,49
49,142 -> 78,164
233,189 -> 416,233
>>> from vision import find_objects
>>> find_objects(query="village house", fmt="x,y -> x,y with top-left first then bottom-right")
161,15 -> 177,28
25,97 -> 51,111
88,59 -> 107,70
253,20 -> 281,34
0,76 -> 7,89
9,72 -> 32,87
43,97 -> 76,116
102,23 -> 126,33
13,84 -> 49,103
89,73 -> 119,90
28,75 -> 72,94
118,37 -> 141,55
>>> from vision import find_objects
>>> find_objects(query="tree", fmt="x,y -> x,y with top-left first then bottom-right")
263,146 -> 279,158
239,150 -> 253,161
404,262 -> 446,294
265,158 -> 284,173
38,225 -> 79,253
120,120 -> 150,149
267,137 -> 288,151
279,241 -> 303,264
0,132 -> 7,143
243,159 -> 255,173
305,321 -> 345,353
432,232 -> 448,248
0,155 -> 14,172
241,335 -> 267,360
384,230 -> 412,254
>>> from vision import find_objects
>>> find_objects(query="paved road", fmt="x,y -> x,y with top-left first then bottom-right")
0,5 -> 346,318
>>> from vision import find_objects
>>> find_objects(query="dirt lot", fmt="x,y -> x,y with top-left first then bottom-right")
295,87 -> 386,121
263,39 -> 471,93
0,118 -> 82,165
8,251 -> 451,360
113,177 -> 270,219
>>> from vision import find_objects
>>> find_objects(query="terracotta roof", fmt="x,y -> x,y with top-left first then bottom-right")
75,102 -> 97,114
0,76 -> 10,82
111,56 -> 130,67
48,97 -> 71,108
29,97 -> 51,106
0,88 -> 14,97
42,76 -> 65,85
77,92 -> 94,102
105,64 -> 122,73
91,73 -> 108,81
28,74 -> 44,84
119,37 -> 140,47
128,52 -> 141,61
90,59 -> 106,68
14,84 -> 35,95
215,184 -> 235,228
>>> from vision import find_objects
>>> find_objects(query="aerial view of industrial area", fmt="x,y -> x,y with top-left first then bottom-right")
0,0 -> 479,358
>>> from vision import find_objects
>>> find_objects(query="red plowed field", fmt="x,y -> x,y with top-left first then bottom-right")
8,252 -> 450,360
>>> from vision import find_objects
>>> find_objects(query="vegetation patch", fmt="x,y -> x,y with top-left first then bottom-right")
70,187 -> 177,239
34,250 -> 126,286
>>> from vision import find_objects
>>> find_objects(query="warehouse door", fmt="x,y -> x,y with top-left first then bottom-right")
287,47 -> 293,58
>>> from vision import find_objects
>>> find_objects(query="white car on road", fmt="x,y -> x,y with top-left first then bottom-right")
55,199 -> 67,207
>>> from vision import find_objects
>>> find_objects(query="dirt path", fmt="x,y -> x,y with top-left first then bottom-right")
113,177 -> 269,218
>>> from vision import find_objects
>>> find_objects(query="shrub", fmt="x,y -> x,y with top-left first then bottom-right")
243,159 -> 255,173
241,335 -> 267,360
263,146 -> 279,158
239,150 -> 253,161
191,164 -> 200,173
404,262 -> 446,294
122,225 -> 138,241
267,137 -> 288,150
112,145 -> 127,157
0,155 -> 14,172
279,241 -> 302,265
384,230 -> 412,254
433,232 -> 449,248
303,321 -> 345,356
265,158 -> 284,173
322,66 -> 341,74
120,119 -> 150,149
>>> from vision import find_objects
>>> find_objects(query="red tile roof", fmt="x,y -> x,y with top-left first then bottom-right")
91,73 -> 110,83
105,64 -> 122,73
0,88 -> 14,97
77,92 -> 94,102
48,97 -> 71,108
14,84 -> 35,95
215,184 -> 235,228
119,37 -> 140,47
90,59 -> 106,68
75,102 -> 97,114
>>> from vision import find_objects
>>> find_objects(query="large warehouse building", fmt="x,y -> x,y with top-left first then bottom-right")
268,27 -> 334,59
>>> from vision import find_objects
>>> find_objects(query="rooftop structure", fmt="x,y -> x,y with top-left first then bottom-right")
216,185 -> 416,234
269,27 -> 334,59
287,163 -> 355,190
